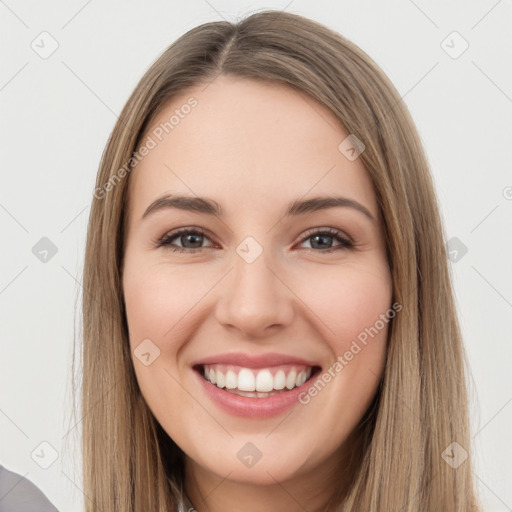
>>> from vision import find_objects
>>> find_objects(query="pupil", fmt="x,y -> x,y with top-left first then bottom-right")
183,233 -> 203,248
311,235 -> 332,249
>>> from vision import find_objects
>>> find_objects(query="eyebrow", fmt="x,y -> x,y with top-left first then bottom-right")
142,194 -> 376,223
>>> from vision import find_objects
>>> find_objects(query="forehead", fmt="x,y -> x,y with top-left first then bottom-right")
128,75 -> 378,221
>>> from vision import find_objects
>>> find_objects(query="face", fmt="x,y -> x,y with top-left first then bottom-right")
122,76 -> 392,493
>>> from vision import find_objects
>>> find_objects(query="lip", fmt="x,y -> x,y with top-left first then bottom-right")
191,351 -> 321,369
192,352 -> 322,418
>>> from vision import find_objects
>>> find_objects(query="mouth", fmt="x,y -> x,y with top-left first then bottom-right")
193,363 -> 322,398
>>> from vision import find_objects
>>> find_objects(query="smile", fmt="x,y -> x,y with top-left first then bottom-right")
201,364 -> 315,397
191,352 -> 322,417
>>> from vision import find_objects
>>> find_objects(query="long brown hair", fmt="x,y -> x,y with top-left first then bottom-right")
78,10 -> 480,511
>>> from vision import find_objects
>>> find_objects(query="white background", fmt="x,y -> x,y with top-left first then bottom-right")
0,1 -> 511,511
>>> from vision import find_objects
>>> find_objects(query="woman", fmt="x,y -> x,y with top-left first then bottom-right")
79,10 -> 480,511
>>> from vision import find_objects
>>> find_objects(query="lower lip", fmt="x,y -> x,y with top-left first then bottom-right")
194,368 -> 318,418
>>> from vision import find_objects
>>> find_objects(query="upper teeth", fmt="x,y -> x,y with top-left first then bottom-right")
203,365 -> 312,392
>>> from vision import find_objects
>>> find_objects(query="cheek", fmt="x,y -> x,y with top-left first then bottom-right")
123,262 -> 203,345
294,263 -> 392,426
302,262 -> 392,348
296,262 -> 392,407
122,261 -> 201,436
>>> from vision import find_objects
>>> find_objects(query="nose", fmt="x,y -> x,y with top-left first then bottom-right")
214,248 -> 295,338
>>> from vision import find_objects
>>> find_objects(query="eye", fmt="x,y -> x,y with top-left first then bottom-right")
297,227 -> 354,253
154,227 -> 354,254
154,227 -> 213,253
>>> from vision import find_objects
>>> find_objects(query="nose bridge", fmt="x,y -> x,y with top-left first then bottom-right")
233,244 -> 276,300
214,239 -> 294,336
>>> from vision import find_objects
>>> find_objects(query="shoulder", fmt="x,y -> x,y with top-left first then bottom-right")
0,465 -> 59,512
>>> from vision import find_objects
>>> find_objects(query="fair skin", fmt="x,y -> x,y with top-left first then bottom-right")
122,75 -> 392,512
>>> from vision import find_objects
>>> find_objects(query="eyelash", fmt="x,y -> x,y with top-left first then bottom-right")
154,227 -> 354,254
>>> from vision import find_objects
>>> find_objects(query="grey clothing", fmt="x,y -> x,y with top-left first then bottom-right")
0,465 -> 58,512
0,463 -> 199,512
